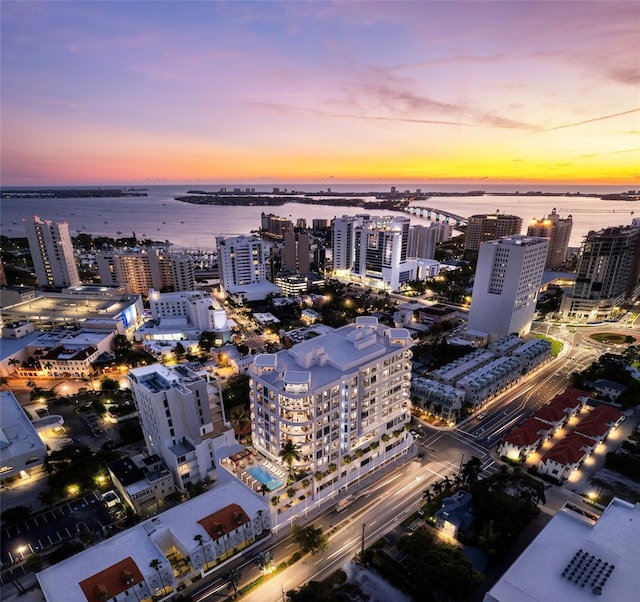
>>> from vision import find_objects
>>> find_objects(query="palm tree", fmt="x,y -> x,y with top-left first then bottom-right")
422,489 -> 433,504
432,480 -> 444,497
194,534 -> 210,571
461,456 -> 482,486
229,406 -> 250,436
259,483 -> 270,496
216,523 -> 228,559
148,558 -> 166,595
227,567 -> 241,599
279,439 -> 301,480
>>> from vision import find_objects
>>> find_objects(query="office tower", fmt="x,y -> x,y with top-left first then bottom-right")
407,222 -> 452,259
249,317 -> 413,489
331,215 -> 355,271
468,235 -> 548,341
97,248 -> 195,295
465,214 -> 523,251
560,222 -> 640,322
351,215 -> 412,291
312,218 -> 329,230
527,208 -> 573,269
128,364 -> 227,491
283,232 -> 311,274
25,216 -> 81,290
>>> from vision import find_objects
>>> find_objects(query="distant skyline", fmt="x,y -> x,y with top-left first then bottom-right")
1,1 -> 638,187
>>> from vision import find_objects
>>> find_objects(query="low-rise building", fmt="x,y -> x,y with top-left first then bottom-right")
573,405 -> 624,444
435,490 -> 474,538
589,379 -> 627,401
497,417 -> 553,461
538,431 -> 595,482
411,377 -> 465,422
532,404 -> 568,433
457,356 -> 523,408
37,480 -> 270,602
0,390 -> 47,479
108,454 -> 176,516
430,349 -> 496,387
484,498 -> 640,602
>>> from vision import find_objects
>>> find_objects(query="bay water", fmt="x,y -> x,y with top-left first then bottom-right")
1,185 -> 637,252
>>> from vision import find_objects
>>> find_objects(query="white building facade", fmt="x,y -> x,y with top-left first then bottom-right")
249,317 -> 413,501
128,364 -> 232,492
468,235 -> 548,341
25,216 -> 81,290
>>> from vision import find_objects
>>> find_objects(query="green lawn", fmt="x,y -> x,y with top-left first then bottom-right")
589,332 -> 635,345
535,334 -> 563,356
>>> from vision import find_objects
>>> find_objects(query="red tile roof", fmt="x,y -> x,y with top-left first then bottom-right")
197,503 -> 249,539
574,405 -> 623,439
79,557 -> 143,602
503,417 -> 548,447
542,432 -> 593,466
533,405 -> 566,425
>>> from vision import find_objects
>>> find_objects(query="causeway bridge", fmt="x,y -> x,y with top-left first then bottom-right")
405,205 -> 467,227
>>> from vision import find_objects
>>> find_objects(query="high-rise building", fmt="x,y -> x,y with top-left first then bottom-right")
407,222 -> 452,259
216,234 -> 279,301
249,317 -> 413,496
465,214 -> 523,251
284,232 -> 311,274
97,248 -> 195,295
351,215 -> 413,291
332,215 -> 431,291
527,209 -> 573,269
217,235 -> 266,289
25,216 -> 81,290
331,215 -> 355,272
560,222 -> 640,322
468,235 -> 548,341
261,213 -> 294,238
128,364 -> 230,491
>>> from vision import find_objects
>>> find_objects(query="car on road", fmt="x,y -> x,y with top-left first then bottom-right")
477,413 -> 487,420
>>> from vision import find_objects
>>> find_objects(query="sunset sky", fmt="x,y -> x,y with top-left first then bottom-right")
1,1 -> 638,187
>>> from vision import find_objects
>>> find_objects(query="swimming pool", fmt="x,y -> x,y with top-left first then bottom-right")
247,465 -> 283,490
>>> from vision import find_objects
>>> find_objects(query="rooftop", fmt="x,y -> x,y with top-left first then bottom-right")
484,499 -> 640,602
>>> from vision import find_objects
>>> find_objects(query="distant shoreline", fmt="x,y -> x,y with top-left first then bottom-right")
1,188 -> 148,199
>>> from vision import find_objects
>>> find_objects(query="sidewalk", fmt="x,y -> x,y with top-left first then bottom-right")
0,571 -> 45,602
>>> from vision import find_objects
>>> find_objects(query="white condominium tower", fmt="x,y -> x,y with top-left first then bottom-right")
249,317 -> 413,495
128,364 -> 230,491
25,216 -> 81,290
216,235 -> 267,290
468,235 -> 548,341
331,216 -> 355,272
331,214 -> 415,291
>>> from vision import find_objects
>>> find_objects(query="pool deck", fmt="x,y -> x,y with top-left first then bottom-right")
221,447 -> 287,493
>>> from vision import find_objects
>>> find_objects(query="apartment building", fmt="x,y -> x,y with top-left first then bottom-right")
249,317 -> 413,498
464,214 -> 523,251
97,248 -> 195,295
216,235 -> 280,301
560,221 -> 640,322
128,364 -> 231,492
527,209 -> 573,269
25,216 -> 81,290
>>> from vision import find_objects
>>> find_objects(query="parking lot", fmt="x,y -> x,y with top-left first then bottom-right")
1,493 -> 113,566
